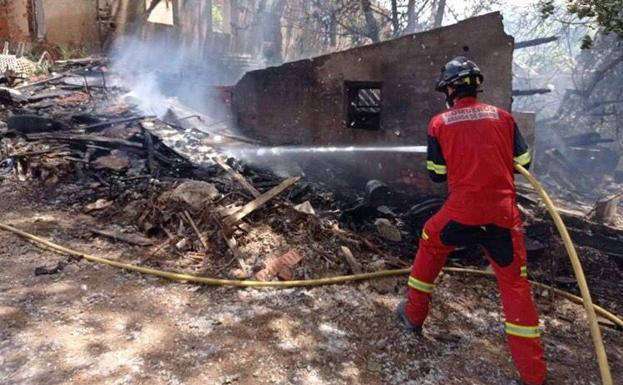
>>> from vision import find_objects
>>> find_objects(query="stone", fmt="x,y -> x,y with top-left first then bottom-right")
294,201 -> 316,215
159,181 -> 220,211
374,218 -> 402,242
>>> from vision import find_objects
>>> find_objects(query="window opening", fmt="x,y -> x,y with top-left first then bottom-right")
146,0 -> 175,26
346,81 -> 382,130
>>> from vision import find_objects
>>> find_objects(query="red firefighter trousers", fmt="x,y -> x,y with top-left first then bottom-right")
405,207 -> 546,385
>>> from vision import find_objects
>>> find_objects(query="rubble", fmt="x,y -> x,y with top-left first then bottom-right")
0,58 -> 620,292
0,58 -> 621,385
256,249 -> 304,281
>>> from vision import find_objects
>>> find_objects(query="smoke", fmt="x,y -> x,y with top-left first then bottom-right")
109,32 -> 243,119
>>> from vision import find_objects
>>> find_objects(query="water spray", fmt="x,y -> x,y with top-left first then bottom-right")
226,145 -> 428,157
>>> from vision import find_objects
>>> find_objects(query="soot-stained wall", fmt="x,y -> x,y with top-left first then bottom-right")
232,12 -> 517,191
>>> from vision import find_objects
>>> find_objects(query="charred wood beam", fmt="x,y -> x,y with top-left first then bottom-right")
24,132 -> 144,148
142,126 -> 156,175
15,74 -> 65,90
512,89 -> 552,96
82,116 -> 155,132
514,36 -> 559,49
23,132 -> 174,165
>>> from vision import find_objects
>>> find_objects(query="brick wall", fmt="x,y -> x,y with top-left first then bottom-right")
232,12 -> 515,190
0,0 -> 31,42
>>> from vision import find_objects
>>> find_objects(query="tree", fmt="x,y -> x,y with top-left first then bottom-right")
540,0 -> 623,48
360,0 -> 381,42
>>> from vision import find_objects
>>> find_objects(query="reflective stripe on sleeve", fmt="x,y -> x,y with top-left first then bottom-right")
520,265 -> 528,278
426,161 -> 447,175
514,151 -> 531,166
421,230 -> 429,240
504,322 -> 541,338
408,276 -> 434,294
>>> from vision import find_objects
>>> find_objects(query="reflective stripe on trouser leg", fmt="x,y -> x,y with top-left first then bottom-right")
408,276 -> 434,294
405,213 -> 455,326
484,223 -> 546,385
504,322 -> 541,338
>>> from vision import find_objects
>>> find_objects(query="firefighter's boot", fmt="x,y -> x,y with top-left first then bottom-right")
397,300 -> 422,335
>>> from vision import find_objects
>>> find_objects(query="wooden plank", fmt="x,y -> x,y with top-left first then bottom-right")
89,228 -> 155,246
224,176 -> 300,226
213,156 -> 261,197
183,210 -> 209,250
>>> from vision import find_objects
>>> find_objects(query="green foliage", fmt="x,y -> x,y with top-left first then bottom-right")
539,1 -> 556,17
540,0 -> 623,48
212,4 -> 225,33
57,44 -> 87,60
580,34 -> 593,49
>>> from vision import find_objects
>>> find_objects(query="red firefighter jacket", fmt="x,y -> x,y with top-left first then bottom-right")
426,97 -> 532,227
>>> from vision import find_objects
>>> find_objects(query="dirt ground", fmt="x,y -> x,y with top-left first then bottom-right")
1,180 -> 622,385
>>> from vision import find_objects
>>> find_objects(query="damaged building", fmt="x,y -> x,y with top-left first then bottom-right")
0,1 -> 622,385
0,2 -> 535,192
232,12 -> 534,190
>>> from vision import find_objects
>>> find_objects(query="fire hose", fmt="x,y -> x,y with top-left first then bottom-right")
0,164 -> 617,384
514,164 -> 613,385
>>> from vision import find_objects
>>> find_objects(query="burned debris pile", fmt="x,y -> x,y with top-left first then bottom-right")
535,132 -> 623,215
0,59 -> 621,315
0,59 -> 418,283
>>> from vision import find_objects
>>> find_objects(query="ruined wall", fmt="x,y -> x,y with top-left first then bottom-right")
0,0 -> 31,42
0,0 -> 100,52
232,12 -> 515,190
0,2 -> 9,41
42,0 -> 100,50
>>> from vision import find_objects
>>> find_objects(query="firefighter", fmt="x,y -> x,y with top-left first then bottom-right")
397,56 -> 547,385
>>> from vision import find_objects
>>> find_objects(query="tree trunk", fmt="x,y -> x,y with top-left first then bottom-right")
390,0 -> 400,37
360,0 -> 380,42
434,0 -> 446,28
262,0 -> 287,65
405,0 -> 418,34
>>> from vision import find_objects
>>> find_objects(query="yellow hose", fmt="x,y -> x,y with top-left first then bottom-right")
515,163 -> 613,385
0,166 -> 617,384
2,220 -> 621,331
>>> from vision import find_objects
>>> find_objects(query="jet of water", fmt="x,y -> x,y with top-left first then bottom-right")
227,145 -> 427,157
